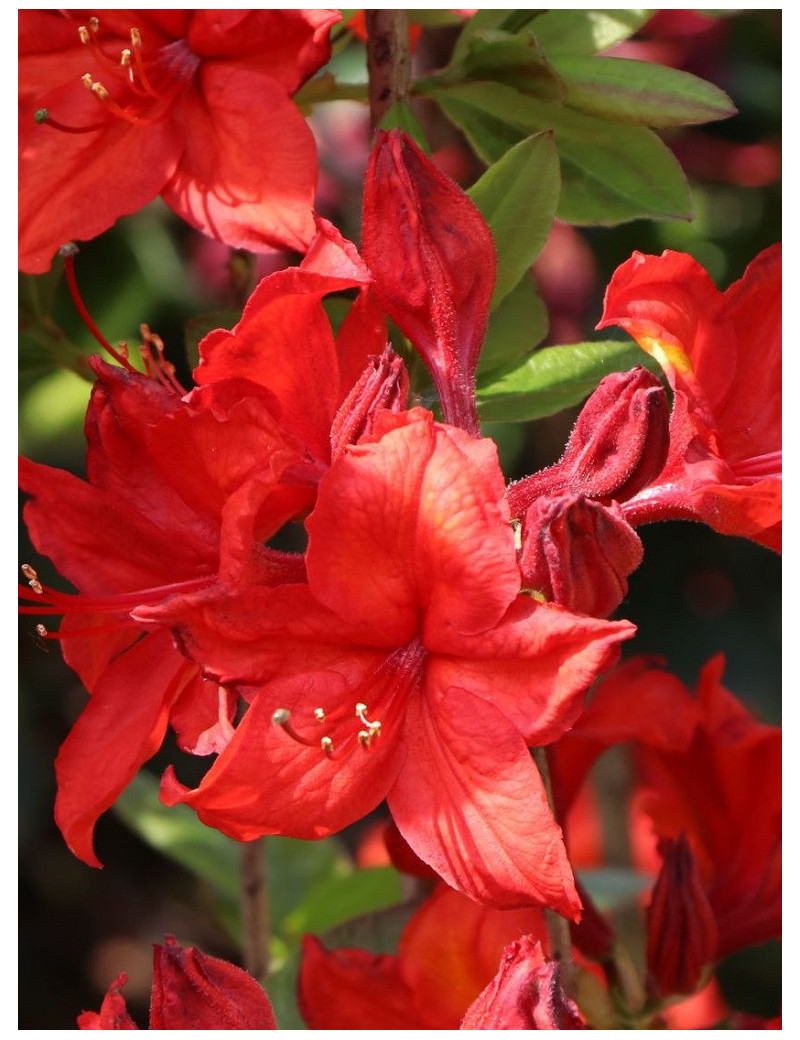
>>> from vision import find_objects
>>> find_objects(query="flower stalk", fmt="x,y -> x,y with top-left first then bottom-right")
365,10 -> 411,130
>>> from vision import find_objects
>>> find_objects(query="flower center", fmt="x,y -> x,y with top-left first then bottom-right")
271,639 -> 426,761
36,17 -> 199,134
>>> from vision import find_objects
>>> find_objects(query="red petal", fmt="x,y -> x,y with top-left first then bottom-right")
77,973 -> 138,1030
54,630 -> 194,866
388,686 -> 580,915
298,935 -> 422,1029
164,66 -> 316,254
428,597 -> 635,746
306,411 -> 519,644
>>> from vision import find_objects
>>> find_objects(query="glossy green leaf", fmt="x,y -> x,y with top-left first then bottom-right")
457,30 -> 565,99
431,81 -> 692,224
449,9 -> 542,67
282,867 -> 404,940
552,55 -> 736,126
468,132 -> 560,308
476,339 -> 660,422
478,275 -> 548,374
529,9 -> 653,55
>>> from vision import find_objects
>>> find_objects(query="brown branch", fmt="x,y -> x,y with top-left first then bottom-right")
240,837 -> 269,983
365,9 -> 411,131
532,746 -> 576,999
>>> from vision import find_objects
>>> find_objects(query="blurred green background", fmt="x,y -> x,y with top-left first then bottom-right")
19,9 -> 780,1028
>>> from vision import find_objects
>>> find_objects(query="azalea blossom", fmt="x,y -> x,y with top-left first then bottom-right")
298,883 -> 550,1029
19,9 -> 339,273
139,407 -> 633,912
597,245 -> 782,551
78,936 -> 276,1029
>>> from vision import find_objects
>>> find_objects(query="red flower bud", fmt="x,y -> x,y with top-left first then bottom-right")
330,345 -> 410,461
461,936 -> 587,1029
508,368 -> 670,517
150,935 -> 277,1029
362,129 -> 497,436
646,834 -> 718,997
519,494 -> 644,617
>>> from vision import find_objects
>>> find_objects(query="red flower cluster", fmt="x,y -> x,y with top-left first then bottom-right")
19,116 -> 781,1028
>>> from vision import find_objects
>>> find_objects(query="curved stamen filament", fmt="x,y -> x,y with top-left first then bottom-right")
62,250 -> 137,372
35,108 -> 108,134
19,571 -> 214,615
128,28 -> 161,98
82,74 -> 161,126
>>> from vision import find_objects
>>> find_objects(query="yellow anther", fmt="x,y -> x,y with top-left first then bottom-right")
88,17 -> 99,32
130,27 -> 142,48
82,73 -> 94,89
78,25 -> 91,44
35,624 -> 48,637
321,736 -> 334,758
21,564 -> 38,582
313,708 -> 326,722
91,81 -> 110,100
120,48 -> 132,66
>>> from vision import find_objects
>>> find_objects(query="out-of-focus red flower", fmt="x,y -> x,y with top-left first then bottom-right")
362,129 -> 497,435
635,655 -> 781,961
598,246 -> 782,551
299,884 -> 550,1029
19,9 -> 339,273
79,936 -> 277,1029
461,936 -> 587,1030
142,408 -> 633,912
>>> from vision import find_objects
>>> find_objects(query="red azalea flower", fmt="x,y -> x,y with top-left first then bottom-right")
298,883 -> 550,1029
140,408 -> 633,912
597,246 -> 782,551
78,936 -> 276,1029
19,358 -> 310,866
19,9 -> 339,273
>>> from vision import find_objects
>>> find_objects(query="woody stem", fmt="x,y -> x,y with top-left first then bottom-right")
240,838 -> 269,982
365,9 -> 411,131
532,746 -> 576,999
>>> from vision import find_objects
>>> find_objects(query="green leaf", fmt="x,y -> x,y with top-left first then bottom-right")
431,81 -> 692,224
551,55 -> 736,127
456,30 -> 565,99
468,132 -> 560,308
530,9 -> 653,55
476,339 -> 660,422
321,899 -> 422,955
378,99 -> 431,152
282,867 -> 404,940
449,9 -> 543,68
478,276 -> 548,374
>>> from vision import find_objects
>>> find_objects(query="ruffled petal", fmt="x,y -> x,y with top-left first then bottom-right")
428,597 -> 635,746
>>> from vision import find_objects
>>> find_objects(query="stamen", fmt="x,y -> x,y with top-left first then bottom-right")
34,107 -> 107,134
271,708 -> 318,748
82,72 -> 160,126
128,27 -> 160,98
36,624 -> 48,638
78,25 -> 91,44
321,736 -> 334,758
61,250 -> 137,372
21,564 -> 38,582
355,702 -> 382,742
313,708 -> 326,722
89,16 -> 100,33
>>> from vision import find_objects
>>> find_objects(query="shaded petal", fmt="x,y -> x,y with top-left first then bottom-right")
398,885 -> 548,1029
164,65 -> 317,255
161,665 -> 406,841
307,411 -> 519,643
298,935 -> 423,1029
428,597 -> 635,745
54,630 -> 196,866
77,973 -> 138,1030
388,686 -> 580,915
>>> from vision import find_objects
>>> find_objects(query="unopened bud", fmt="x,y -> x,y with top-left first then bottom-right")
330,345 -> 409,461
362,130 -> 496,435
461,935 -> 586,1029
520,495 -> 643,617
646,834 -> 718,997
508,368 -> 669,517
570,877 -> 615,962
